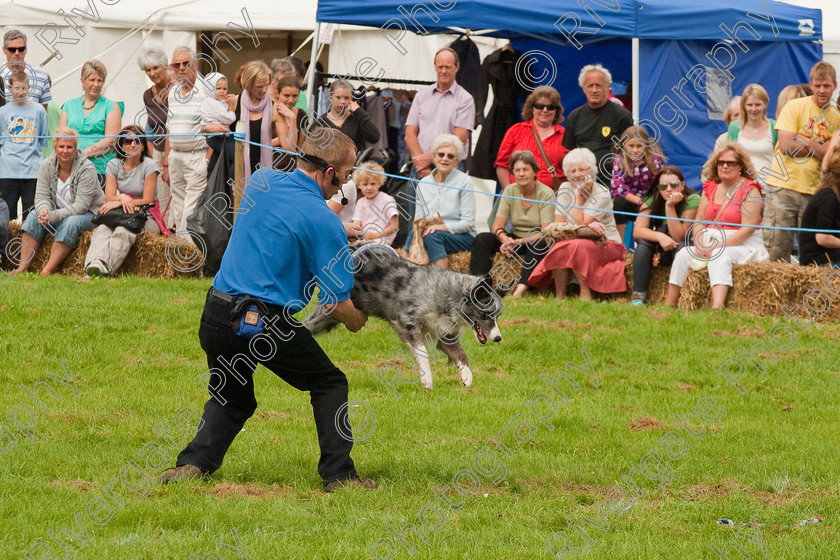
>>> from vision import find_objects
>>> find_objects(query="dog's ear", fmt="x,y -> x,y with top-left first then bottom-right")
492,282 -> 511,299
478,274 -> 509,300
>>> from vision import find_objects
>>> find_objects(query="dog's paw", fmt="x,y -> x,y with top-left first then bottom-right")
459,366 -> 473,388
420,374 -> 434,391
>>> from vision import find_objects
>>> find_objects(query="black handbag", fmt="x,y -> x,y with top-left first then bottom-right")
92,204 -> 152,234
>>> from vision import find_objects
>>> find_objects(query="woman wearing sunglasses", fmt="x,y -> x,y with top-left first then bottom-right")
495,86 -> 568,190
404,134 -> 476,269
59,60 -> 123,186
666,143 -> 769,309
84,126 -> 160,277
630,166 -> 699,305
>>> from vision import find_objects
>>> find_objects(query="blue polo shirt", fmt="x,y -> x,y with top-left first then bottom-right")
213,169 -> 354,310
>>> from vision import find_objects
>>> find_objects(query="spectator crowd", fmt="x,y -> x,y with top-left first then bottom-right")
2,31 -> 840,310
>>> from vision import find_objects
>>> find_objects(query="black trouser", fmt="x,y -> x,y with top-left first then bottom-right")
613,196 -> 638,226
0,178 -> 36,220
176,290 -> 356,484
469,231 -> 549,285
632,240 -> 684,296
0,198 -> 9,257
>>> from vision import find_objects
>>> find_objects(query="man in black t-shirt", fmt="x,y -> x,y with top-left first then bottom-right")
799,185 -> 840,267
562,64 -> 634,187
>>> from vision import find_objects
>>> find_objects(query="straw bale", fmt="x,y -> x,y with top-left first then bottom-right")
3,222 -> 201,278
6,220 -> 839,322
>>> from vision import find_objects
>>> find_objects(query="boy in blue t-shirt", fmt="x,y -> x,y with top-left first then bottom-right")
0,71 -> 48,221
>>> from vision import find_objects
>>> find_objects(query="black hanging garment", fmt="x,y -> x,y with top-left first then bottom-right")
472,47 -> 531,180
448,35 -> 483,118
187,138 -> 233,277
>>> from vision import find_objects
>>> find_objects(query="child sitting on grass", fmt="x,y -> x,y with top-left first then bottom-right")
351,161 -> 398,246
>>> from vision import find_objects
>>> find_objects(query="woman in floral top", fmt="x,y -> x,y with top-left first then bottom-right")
610,125 -> 665,240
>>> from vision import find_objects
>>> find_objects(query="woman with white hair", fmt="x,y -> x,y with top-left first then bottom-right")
529,147 -> 627,299
404,134 -> 476,269
138,46 -> 172,229
59,59 -> 123,185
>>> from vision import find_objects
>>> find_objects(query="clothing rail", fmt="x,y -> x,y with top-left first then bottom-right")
317,73 -> 434,86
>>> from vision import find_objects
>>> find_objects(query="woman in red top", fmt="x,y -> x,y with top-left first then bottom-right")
666,142 -> 769,309
495,86 -> 568,190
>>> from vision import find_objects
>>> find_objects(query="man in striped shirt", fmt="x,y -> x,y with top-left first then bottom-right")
164,46 -> 218,234
1,30 -> 52,113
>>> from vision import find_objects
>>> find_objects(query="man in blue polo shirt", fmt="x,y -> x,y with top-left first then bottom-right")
161,129 -> 373,492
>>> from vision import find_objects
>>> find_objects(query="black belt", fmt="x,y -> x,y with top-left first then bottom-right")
209,287 -> 237,303
209,287 -> 273,317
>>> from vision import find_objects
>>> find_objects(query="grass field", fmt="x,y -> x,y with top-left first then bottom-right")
1,274 -> 839,559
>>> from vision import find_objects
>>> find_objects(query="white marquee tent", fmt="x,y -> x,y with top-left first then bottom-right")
1,0 -> 837,131
0,0 -> 319,119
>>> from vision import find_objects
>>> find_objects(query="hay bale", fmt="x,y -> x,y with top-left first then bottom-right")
3,221 -> 201,278
448,251 -> 472,274
9,218 -> 837,322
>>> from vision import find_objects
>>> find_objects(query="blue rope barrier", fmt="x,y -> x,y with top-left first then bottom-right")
20,131 -> 840,235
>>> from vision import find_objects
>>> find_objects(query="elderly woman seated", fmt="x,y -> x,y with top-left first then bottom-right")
470,150 -> 554,297
666,142 -> 768,309
404,134 -> 476,269
15,127 -> 105,275
528,147 -> 627,299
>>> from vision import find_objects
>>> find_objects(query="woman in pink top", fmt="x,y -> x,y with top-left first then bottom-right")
667,142 -> 768,309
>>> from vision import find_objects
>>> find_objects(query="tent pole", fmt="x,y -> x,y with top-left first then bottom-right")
307,23 -> 321,119
632,38 -> 640,122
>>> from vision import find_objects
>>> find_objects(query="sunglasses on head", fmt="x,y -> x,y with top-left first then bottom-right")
436,152 -> 457,160
657,180 -> 681,190
533,102 -> 557,111
5,46 -> 26,53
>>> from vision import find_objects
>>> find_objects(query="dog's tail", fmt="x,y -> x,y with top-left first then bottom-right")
303,304 -> 342,335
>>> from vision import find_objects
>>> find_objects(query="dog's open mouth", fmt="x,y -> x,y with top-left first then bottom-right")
473,322 -> 487,344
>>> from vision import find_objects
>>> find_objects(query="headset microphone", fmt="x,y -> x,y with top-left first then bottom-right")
340,182 -> 349,205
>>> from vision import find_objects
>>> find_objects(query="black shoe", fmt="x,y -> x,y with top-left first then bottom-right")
324,474 -> 376,493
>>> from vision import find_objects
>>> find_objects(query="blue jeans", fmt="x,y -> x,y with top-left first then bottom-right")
22,211 -> 95,248
404,229 -> 474,262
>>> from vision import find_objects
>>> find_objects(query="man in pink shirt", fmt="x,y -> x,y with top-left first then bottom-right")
405,48 -> 475,179
404,48 -> 475,218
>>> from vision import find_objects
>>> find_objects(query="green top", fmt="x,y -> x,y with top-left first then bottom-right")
642,192 -> 700,229
42,101 -> 62,158
726,118 -> 778,145
497,181 -> 555,238
61,96 -> 125,174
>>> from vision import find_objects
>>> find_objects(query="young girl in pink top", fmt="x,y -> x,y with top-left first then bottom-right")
351,162 -> 399,246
